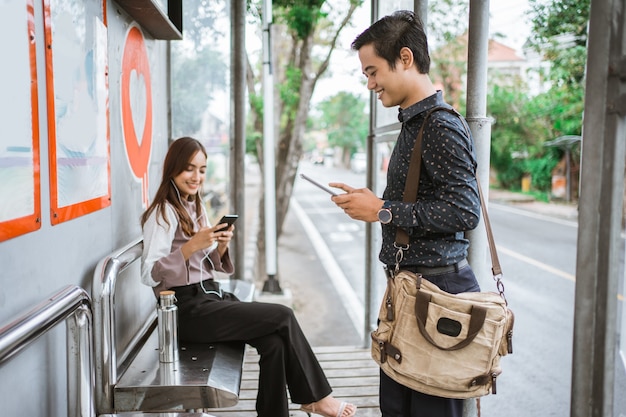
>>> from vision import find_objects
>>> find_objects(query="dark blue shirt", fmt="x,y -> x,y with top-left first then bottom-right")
380,91 -> 480,268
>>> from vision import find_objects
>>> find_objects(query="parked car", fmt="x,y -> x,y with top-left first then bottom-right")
350,152 -> 367,173
311,154 -> 325,165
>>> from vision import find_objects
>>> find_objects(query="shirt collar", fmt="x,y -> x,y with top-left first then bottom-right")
397,90 -> 445,123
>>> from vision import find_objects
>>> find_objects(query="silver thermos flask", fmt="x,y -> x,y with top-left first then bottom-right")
157,290 -> 179,362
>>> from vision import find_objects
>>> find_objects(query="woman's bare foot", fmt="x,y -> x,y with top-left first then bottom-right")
300,395 -> 357,417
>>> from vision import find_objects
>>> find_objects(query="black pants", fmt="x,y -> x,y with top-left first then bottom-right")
379,264 -> 480,417
172,280 -> 331,417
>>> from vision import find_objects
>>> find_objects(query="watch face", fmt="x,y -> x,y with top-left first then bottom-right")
378,208 -> 392,224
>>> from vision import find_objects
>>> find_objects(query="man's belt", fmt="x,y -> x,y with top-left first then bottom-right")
387,259 -> 469,276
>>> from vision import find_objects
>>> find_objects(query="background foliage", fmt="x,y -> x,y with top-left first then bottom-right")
486,0 -> 589,196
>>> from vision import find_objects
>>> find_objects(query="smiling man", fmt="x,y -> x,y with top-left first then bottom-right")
329,10 -> 482,417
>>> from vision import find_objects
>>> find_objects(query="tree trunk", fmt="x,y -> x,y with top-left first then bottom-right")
248,2 -> 361,282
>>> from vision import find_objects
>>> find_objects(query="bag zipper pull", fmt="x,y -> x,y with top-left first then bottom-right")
386,296 -> 394,321
379,341 -> 387,363
491,373 -> 498,394
507,329 -> 513,354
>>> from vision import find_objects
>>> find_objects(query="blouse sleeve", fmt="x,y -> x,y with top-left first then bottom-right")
141,204 -> 187,288
202,204 -> 235,275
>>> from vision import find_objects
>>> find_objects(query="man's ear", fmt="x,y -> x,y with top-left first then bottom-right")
399,47 -> 414,68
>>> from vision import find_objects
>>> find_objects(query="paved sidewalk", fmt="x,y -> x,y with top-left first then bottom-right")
488,188 -> 578,221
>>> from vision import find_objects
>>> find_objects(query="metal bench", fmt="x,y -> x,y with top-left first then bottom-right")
93,238 -> 254,415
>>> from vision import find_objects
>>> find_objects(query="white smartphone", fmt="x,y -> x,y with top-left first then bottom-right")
299,173 -> 338,196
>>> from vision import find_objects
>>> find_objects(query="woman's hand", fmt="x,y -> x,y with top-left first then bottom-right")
214,224 -> 234,257
181,224 -> 234,260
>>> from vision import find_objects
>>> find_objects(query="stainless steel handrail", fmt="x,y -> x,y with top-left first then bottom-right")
0,285 -> 94,417
92,237 -> 145,414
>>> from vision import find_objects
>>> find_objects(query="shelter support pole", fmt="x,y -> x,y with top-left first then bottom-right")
260,0 -> 281,293
464,1 -> 491,415
230,0 -> 246,279
571,0 -> 626,415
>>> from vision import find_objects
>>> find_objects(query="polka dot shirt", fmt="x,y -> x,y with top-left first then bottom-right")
380,91 -> 481,268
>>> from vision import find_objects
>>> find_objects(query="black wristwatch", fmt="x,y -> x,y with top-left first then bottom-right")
377,202 -> 392,224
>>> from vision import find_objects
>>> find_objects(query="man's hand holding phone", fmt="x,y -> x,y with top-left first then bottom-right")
330,182 -> 382,223
298,173 -> 381,221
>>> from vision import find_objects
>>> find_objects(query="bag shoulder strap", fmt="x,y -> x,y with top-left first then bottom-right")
395,105 -> 459,245
394,106 -> 503,281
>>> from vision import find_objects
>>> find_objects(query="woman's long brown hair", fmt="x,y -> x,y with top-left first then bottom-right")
141,137 -> 207,237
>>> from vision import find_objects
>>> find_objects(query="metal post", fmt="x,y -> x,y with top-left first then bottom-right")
230,0 -> 246,280
414,0 -> 427,27
571,0 -> 625,415
464,1 -> 491,416
465,0 -> 492,293
66,304 -> 94,417
261,0 -> 281,294
364,0 -> 378,350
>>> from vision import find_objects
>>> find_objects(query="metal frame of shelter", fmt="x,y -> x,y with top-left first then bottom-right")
228,0 -> 626,415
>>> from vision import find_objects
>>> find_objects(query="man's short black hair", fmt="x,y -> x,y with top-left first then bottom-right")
352,10 -> 430,74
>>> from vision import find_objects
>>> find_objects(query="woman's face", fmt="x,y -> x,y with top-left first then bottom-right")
173,150 -> 206,200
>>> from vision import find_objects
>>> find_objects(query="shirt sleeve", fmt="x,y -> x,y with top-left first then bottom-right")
141,204 -> 187,288
207,247 -> 234,275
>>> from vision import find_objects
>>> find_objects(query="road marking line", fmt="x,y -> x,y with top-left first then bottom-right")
490,202 -> 578,227
498,245 -> 576,282
493,205 -> 625,300
291,199 -> 365,340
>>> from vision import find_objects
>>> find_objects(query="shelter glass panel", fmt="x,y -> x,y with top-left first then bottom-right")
170,0 -> 231,223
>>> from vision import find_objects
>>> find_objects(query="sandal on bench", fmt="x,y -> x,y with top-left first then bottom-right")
300,400 -> 357,417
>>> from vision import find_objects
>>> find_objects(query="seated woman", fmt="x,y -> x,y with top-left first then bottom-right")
140,137 -> 356,417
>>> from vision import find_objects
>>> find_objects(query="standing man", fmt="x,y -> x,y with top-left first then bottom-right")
330,10 -> 481,417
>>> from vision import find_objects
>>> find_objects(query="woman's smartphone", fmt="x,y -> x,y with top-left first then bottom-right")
216,214 -> 238,231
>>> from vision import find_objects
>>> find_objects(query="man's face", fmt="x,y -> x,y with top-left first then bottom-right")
358,43 -> 408,108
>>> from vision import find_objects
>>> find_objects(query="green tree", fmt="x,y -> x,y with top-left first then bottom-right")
313,92 -> 368,167
490,0 -> 590,195
171,0 -> 228,137
428,0 -> 470,110
525,0 -> 589,138
171,47 -> 227,137
245,0 -> 363,280
527,0 -> 590,88
488,84 -> 559,191
486,0 -> 589,195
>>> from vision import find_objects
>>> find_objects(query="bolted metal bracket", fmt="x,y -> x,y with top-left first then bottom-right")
609,56 -> 626,81
607,93 -> 626,115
